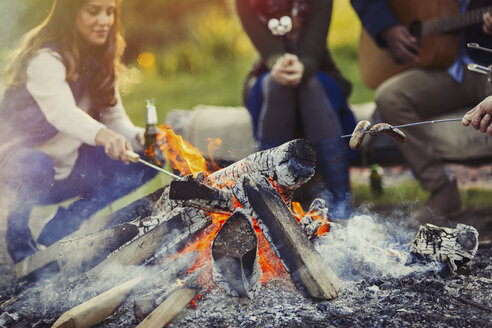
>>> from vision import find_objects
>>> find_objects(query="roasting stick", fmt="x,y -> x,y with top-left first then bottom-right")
125,150 -> 183,180
340,118 -> 462,138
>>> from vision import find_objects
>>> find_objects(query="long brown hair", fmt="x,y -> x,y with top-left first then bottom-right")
3,0 -> 125,108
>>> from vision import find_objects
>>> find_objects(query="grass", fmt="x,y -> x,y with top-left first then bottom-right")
353,181 -> 492,212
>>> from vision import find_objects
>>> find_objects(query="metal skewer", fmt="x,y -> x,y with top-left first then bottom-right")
340,118 -> 462,138
126,150 -> 183,180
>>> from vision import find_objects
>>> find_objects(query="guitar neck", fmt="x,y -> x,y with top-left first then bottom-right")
423,6 -> 492,37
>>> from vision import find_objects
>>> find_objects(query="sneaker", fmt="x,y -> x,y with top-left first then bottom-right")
411,178 -> 464,227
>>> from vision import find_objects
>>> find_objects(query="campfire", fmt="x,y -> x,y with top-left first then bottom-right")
0,125 -> 488,328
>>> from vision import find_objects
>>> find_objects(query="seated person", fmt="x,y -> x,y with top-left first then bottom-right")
351,0 -> 492,224
0,0 -> 156,263
236,0 -> 356,219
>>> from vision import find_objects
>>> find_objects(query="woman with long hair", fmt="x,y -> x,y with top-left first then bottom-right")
237,0 -> 356,219
0,0 -> 156,263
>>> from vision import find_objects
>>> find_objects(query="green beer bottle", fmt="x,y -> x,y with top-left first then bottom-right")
144,99 -> 158,161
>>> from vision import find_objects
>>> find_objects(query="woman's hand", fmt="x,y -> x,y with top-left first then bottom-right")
95,127 -> 133,164
136,131 -> 145,148
484,11 -> 492,36
271,53 -> 304,87
462,95 -> 492,136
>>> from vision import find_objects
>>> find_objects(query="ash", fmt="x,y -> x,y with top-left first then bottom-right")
169,215 -> 492,328
1,216 -> 491,328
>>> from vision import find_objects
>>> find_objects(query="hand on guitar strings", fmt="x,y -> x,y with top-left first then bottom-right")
380,25 -> 421,65
484,11 -> 492,36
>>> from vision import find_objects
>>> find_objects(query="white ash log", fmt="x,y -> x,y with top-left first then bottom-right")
52,276 -> 144,328
211,209 -> 262,299
85,207 -> 211,288
13,220 -> 139,281
409,223 -> 479,272
168,179 -> 235,214
232,173 -> 339,300
210,139 -> 315,193
57,222 -> 139,281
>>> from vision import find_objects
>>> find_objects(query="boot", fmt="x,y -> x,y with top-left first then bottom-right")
411,178 -> 464,227
313,138 -> 351,219
6,210 -> 38,264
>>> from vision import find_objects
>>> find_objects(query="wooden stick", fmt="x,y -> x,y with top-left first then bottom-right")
136,287 -> 196,328
52,276 -> 144,328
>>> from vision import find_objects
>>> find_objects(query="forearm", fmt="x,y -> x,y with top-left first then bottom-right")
236,0 -> 285,69
350,0 -> 400,47
298,0 -> 332,81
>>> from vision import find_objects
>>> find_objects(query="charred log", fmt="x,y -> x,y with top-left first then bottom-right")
168,179 -> 235,214
409,223 -> 479,273
233,173 -> 339,300
57,222 -> 139,281
210,139 -> 316,197
211,209 -> 261,298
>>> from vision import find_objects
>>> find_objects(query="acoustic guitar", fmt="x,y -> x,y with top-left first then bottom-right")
358,0 -> 492,89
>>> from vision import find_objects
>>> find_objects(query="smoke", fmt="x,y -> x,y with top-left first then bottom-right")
315,214 -> 442,284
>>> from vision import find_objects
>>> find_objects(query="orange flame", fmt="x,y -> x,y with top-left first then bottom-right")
291,201 -> 330,236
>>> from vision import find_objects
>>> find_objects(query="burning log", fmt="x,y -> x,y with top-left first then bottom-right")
136,287 -> 197,328
168,179 -> 235,214
208,139 -> 316,201
85,207 -> 211,287
57,222 -> 139,280
233,173 -> 339,300
409,223 -> 479,273
52,276 -> 144,328
211,209 -> 261,298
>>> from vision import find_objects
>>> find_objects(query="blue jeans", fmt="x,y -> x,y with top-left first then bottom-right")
1,145 -> 157,263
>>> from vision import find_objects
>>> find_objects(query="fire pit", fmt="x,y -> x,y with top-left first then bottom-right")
0,127 -> 490,328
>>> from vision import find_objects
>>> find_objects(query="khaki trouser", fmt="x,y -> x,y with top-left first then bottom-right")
375,65 -> 492,192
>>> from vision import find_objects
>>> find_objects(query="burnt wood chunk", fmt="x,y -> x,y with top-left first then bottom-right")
169,180 -> 235,213
233,174 -> 339,300
410,223 -> 479,273
57,222 -> 139,281
211,209 -> 261,298
209,139 -> 316,197
85,207 -> 211,287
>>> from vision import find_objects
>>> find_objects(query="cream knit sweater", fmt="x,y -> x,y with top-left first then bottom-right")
26,49 -> 143,180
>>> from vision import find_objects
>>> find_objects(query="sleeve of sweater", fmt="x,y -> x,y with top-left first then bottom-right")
236,0 -> 285,69
297,0 -> 332,82
350,0 -> 400,47
25,50 -> 105,146
98,88 -> 144,152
